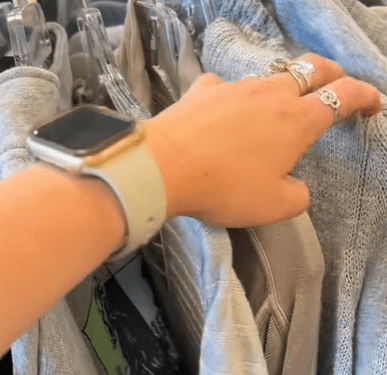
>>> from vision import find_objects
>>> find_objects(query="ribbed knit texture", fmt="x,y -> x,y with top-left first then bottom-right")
218,0 -> 283,43
292,108 -> 387,375
202,1 -> 387,373
202,18 -> 289,81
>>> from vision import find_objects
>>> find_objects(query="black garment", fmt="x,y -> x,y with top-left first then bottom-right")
0,350 -> 12,374
37,0 -> 58,22
359,0 -> 386,5
102,271 -> 181,374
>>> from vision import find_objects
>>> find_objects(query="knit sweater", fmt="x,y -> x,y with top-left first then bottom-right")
202,2 -> 387,373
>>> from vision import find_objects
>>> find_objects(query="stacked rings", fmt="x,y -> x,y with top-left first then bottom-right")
268,58 -> 315,95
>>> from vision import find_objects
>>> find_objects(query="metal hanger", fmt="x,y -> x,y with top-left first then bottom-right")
76,2 -> 151,119
7,0 -> 52,68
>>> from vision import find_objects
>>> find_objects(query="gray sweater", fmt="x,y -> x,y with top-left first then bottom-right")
202,1 -> 387,373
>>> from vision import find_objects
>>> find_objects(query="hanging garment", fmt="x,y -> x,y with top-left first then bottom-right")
12,294 -> 102,375
230,212 -> 324,375
371,5 -> 387,19
334,0 -> 387,57
142,217 -> 269,375
0,68 -> 60,183
143,211 -> 323,375
0,22 -> 72,181
7,19 -> 180,375
5,23 -> 103,375
114,0 -> 202,114
292,104 -> 387,375
202,7 -> 387,374
114,0 -> 152,111
98,256 -> 181,374
6,21 -> 125,375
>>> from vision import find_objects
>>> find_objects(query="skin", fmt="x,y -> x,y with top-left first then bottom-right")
0,54 -> 381,357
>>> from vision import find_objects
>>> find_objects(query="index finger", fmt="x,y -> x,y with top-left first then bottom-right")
298,76 -> 381,151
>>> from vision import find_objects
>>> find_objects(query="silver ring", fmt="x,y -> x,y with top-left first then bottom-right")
288,61 -> 315,94
242,73 -> 264,79
267,57 -> 291,75
267,58 -> 315,95
315,88 -> 342,122
285,67 -> 308,95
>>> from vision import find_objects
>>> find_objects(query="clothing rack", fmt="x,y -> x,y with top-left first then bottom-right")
2,0 -> 387,374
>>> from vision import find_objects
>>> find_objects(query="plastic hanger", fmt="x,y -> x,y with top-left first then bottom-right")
199,0 -> 215,25
158,0 -> 211,57
149,3 -> 179,102
0,2 -> 13,57
135,0 -> 181,104
77,2 -> 151,119
7,0 -> 52,68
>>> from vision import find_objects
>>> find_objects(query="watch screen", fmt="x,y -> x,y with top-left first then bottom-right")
34,107 -> 135,153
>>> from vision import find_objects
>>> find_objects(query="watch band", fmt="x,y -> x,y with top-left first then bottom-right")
82,141 -> 167,262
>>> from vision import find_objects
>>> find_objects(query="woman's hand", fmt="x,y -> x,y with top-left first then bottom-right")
144,53 -> 381,227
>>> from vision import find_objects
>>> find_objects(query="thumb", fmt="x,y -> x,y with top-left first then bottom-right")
275,176 -> 310,222
186,73 -> 224,94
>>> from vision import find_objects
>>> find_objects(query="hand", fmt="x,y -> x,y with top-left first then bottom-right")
144,53 -> 381,227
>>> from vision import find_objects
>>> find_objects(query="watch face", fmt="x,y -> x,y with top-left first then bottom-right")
33,106 -> 135,154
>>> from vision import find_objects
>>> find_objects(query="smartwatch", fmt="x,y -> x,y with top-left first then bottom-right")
26,104 -> 167,261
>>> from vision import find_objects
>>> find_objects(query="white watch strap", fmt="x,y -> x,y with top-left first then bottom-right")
82,142 -> 167,261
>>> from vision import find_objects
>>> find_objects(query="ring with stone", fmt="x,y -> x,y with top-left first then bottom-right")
267,57 -> 291,75
267,58 -> 315,95
288,61 -> 315,94
315,88 -> 342,122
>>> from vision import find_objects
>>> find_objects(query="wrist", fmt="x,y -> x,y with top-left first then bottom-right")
27,105 -> 167,257
142,118 -> 189,219
34,164 -> 127,256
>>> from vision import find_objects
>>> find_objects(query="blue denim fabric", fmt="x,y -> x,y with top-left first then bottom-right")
267,0 -> 387,94
143,217 -> 269,375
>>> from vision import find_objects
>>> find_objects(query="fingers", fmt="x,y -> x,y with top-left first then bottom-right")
188,73 -> 224,93
249,176 -> 310,227
278,176 -> 310,222
299,77 -> 381,149
262,53 -> 345,97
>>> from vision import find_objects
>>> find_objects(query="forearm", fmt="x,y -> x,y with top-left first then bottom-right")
0,164 -> 126,357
